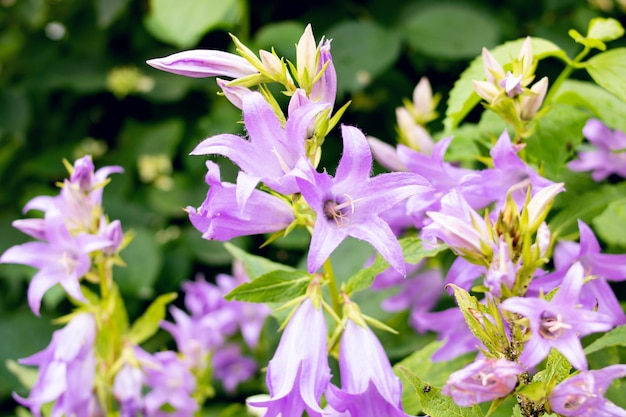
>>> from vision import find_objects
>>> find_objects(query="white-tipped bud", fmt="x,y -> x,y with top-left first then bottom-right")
520,76 -> 549,121
473,80 -> 501,104
259,49 -> 285,80
216,78 -> 251,109
518,36 -> 534,78
481,47 -> 504,84
413,77 -> 433,116
296,24 -> 318,88
396,107 -> 434,153
526,182 -> 565,231
367,136 -> 407,172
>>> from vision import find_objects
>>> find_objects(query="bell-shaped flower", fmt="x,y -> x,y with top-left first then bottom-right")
113,363 -> 144,417
186,161 -> 295,241
501,262 -> 614,370
443,358 -> 524,406
325,318 -> 411,417
248,298 -> 331,417
14,313 -> 97,417
1,216 -> 112,315
146,49 -> 258,79
548,364 -> 626,416
213,344 -> 257,394
296,125 -> 431,275
190,92 -> 328,208
568,118 -> 626,181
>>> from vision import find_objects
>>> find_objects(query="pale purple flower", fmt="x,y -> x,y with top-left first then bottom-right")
462,130 -> 555,209
186,160 -> 295,241
146,49 -> 258,79
398,136 -> 488,227
325,319 -> 411,417
213,344 -> 257,393
113,363 -> 144,417
190,91 -> 328,209
549,365 -> 626,416
499,71 -> 523,97
549,219 -> 626,325
501,262 -> 614,370
310,39 -> 337,109
139,349 -> 198,417
367,136 -> 408,172
484,239 -> 518,297
413,307 -> 480,361
1,216 -> 111,315
14,313 -> 97,417
443,358 -> 524,406
248,298 -> 331,417
296,124 -> 431,275
568,119 -> 626,181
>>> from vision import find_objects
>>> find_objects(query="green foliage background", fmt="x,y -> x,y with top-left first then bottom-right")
0,0 -> 625,414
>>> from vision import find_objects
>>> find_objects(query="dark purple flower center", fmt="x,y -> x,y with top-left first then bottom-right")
323,194 -> 358,226
539,310 -> 571,339
563,394 -> 586,410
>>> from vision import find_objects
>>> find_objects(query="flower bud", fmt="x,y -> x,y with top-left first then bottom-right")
146,50 -> 258,79
520,76 -> 549,121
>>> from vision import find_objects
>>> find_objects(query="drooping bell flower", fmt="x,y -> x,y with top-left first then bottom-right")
247,297 -> 331,417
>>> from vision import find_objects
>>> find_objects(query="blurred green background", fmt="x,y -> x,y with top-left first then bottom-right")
0,0 -> 624,413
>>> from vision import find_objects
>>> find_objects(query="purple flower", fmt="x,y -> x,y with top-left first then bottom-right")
325,319 -> 411,417
443,358 -> 524,406
462,130 -> 555,208
296,124 -> 431,275
568,118 -> 626,181
14,313 -> 97,417
0,216 -> 111,315
213,344 -> 257,393
501,262 -> 614,370
186,160 -> 295,241
398,137 -> 488,227
146,49 -> 259,79
549,365 -> 626,416
310,39 -> 337,110
138,349 -> 198,417
412,307 -> 480,361
248,298 -> 331,417
190,91 -> 328,208
113,363 -> 144,417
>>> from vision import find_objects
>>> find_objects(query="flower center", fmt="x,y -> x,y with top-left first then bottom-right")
563,394 -> 586,410
473,371 -> 497,387
323,194 -> 359,226
539,311 -> 571,339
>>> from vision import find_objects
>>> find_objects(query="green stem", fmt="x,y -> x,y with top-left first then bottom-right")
544,46 -> 590,106
323,258 -> 342,317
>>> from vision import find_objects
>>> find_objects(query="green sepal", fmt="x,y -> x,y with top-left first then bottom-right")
397,366 -> 484,417
127,292 -> 177,345
95,283 -> 129,365
225,270 -> 311,303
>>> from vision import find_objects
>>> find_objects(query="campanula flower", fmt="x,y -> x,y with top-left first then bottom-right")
190,92 -> 328,209
443,358 -> 524,406
501,262 -> 614,370
14,313 -> 97,417
568,118 -> 626,181
146,49 -> 258,79
213,344 -> 257,394
549,364 -> 626,416
248,298 -> 331,417
325,319 -> 411,417
296,124 -> 431,275
113,363 -> 144,417
0,215 -> 111,315
186,160 -> 295,241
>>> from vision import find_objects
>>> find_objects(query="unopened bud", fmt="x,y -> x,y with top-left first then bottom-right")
520,76 -> 549,121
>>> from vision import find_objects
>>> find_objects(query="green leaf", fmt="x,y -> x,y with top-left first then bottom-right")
397,366 -> 484,417
127,292 -> 177,345
225,270 -> 310,303
586,48 -> 626,103
533,348 -> 572,389
224,242 -> 294,280
327,20 -> 402,94
524,103 -> 589,179
549,182 -> 626,237
395,340 -> 475,414
584,325 -> 626,354
144,0 -> 241,48
553,80 -> 626,132
593,199 -> 626,247
402,4 -> 499,60
444,38 -> 566,133
96,0 -> 131,28
587,17 -> 625,42
343,237 -> 443,295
